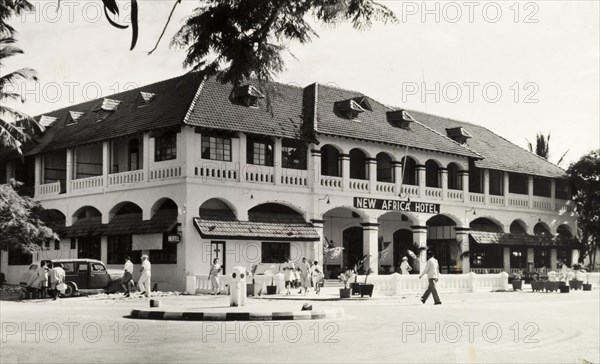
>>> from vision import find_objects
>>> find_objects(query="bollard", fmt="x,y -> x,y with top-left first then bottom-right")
230,267 -> 247,307
150,299 -> 161,308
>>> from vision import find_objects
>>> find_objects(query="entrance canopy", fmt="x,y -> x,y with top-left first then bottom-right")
193,218 -> 320,241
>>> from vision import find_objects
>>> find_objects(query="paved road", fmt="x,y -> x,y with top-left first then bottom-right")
1,289 -> 598,363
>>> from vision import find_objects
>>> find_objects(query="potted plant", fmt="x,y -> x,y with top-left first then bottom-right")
323,238 -> 344,285
338,269 -> 353,299
265,264 -> 279,295
544,271 -> 560,292
359,268 -> 375,297
583,270 -> 593,291
510,271 -> 523,291
350,264 -> 361,295
558,268 -> 570,293
246,264 -> 260,296
530,276 -> 545,292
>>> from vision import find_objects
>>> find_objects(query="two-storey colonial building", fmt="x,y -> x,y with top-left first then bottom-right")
0,73 -> 578,291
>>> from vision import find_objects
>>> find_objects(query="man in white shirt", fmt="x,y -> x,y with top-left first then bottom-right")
419,250 -> 441,305
121,256 -> 134,297
139,255 -> 151,298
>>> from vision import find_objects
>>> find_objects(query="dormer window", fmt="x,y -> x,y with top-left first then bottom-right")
446,127 -> 472,144
386,109 -> 413,129
67,111 -> 85,126
139,92 -> 156,106
334,99 -> 365,119
352,96 -> 373,111
39,115 -> 58,128
231,84 -> 264,108
98,98 -> 121,112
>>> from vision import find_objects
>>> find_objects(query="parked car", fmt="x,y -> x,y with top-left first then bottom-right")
20,259 -> 124,297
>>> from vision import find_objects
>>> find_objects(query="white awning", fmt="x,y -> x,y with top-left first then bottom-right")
132,233 -> 163,250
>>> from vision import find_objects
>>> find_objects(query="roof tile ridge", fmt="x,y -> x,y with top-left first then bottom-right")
183,76 -> 207,125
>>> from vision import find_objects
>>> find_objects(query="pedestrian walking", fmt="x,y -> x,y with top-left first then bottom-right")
49,262 -> 65,300
138,255 -> 151,298
122,256 -> 134,297
297,257 -> 311,294
282,257 -> 295,295
400,256 -> 412,275
419,250 -> 441,305
208,258 -> 222,295
311,261 -> 324,294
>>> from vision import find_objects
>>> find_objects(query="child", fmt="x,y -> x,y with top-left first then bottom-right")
311,261 -> 324,295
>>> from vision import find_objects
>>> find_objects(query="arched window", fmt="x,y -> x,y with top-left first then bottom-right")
321,145 -> 340,177
376,153 -> 394,183
447,163 -> 462,190
401,156 -> 417,186
349,149 -> 367,180
425,160 -> 440,188
128,139 -> 140,171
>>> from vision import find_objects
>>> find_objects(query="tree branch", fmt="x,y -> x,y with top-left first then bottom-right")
148,0 -> 181,55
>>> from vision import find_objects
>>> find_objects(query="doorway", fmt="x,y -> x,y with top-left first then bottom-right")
210,241 -> 226,274
393,229 -> 414,272
342,227 -> 364,271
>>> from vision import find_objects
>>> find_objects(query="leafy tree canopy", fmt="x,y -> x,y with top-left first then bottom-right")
0,183 -> 57,251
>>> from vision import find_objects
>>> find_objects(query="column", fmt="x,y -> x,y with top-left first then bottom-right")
361,221 -> 379,275
309,148 -> 321,191
417,165 -> 426,198
456,227 -> 470,273
340,154 -> 350,191
440,167 -> 448,200
142,132 -> 151,182
461,170 -> 469,203
182,127 -> 195,177
550,248 -> 558,270
238,133 -> 247,182
393,161 -> 403,196
6,161 -> 14,183
66,148 -> 73,194
503,171 -> 510,207
311,219 -> 325,264
34,155 -> 42,186
367,158 -> 377,194
503,247 -> 511,272
527,247 -> 534,272
100,236 -> 108,263
273,138 -> 282,185
483,169 -> 490,205
550,179 -> 556,209
527,175 -> 534,209
412,226 -> 428,273
102,141 -> 109,188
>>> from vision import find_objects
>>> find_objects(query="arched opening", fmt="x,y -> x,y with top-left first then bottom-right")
557,224 -> 573,238
342,226 -> 364,271
199,198 -> 236,220
320,145 -> 341,177
322,207 -> 367,278
425,160 -> 440,187
376,152 -> 394,183
447,163 -> 462,190
38,209 -> 66,237
469,217 -> 503,270
556,225 -> 574,268
377,211 -> 415,273
533,222 -> 552,237
426,214 -> 458,273
128,139 -> 140,171
470,217 -> 503,233
72,206 -> 102,224
349,148 -> 367,180
110,202 -> 142,220
510,220 -> 528,235
248,203 -> 305,223
393,229 -> 414,273
401,156 -> 417,186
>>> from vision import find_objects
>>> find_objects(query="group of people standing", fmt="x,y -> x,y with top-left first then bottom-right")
25,261 -> 66,300
282,257 -> 324,295
121,255 -> 152,297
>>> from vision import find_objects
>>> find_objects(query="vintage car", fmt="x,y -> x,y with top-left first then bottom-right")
20,259 -> 124,297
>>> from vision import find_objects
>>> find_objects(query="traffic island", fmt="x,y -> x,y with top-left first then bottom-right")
128,307 -> 344,321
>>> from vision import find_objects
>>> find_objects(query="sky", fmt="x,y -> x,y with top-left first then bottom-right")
3,0 -> 599,166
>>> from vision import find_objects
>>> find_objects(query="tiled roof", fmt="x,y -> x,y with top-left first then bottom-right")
470,231 -> 578,247
22,73 -> 203,155
408,111 -> 566,178
193,218 -> 320,241
312,84 -> 482,159
105,210 -> 178,236
185,78 -> 311,141
63,216 -> 105,238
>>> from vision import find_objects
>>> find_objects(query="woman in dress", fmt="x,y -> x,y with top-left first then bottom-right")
298,257 -> 311,294
282,257 -> 295,295
400,256 -> 412,275
208,258 -> 222,295
311,261 -> 324,294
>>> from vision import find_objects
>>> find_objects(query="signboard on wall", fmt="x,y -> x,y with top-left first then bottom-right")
167,234 -> 181,243
354,197 -> 441,214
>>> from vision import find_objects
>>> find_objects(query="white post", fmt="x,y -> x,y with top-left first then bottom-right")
503,171 -> 510,207
238,133 -> 247,182
341,154 -> 350,191
102,141 -> 109,188
483,169 -> 490,205
274,138 -> 282,185
528,175 -> 534,209
361,221 -> 379,275
309,148 -> 320,191
440,167 -> 448,200
461,170 -> 469,202
66,148 -> 73,194
393,161 -> 403,195
413,226 -> 428,273
142,132 -> 150,182
367,158 -> 377,194
456,228 -> 470,273
417,165 -> 426,198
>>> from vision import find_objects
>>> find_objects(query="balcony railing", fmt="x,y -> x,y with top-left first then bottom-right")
320,176 -> 342,190
400,185 -> 419,198
150,166 -> 181,181
508,194 -> 529,208
281,168 -> 308,187
108,170 -> 144,186
35,181 -> 61,197
244,165 -> 274,184
469,193 -> 484,204
196,162 -> 238,182
376,182 -> 395,194
71,175 -> 103,192
446,189 -> 463,201
349,179 -> 369,192
424,187 -> 442,199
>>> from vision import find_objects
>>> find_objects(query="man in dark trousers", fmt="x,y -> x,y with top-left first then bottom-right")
419,250 -> 441,305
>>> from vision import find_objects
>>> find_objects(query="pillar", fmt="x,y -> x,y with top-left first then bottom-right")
456,227 -> 470,273
274,138 -> 282,185
367,158 -> 377,194
340,154 -> 350,191
550,248 -> 558,270
100,236 -> 108,263
66,148 -> 73,194
34,155 -> 42,186
143,132 -> 150,181
182,127 -> 195,177
527,247 -> 534,272
238,133 -> 247,182
417,165 -> 426,198
527,175 -> 534,209
550,179 -> 556,209
503,171 -> 510,207
311,219 -> 325,264
309,148 -> 321,191
412,226 -> 428,273
440,167 -> 448,200
6,161 -> 14,183
503,247 -> 511,272
571,249 -> 580,266
361,221 -> 379,275
102,141 -> 109,187
461,170 -> 469,202
483,169 -> 490,204
393,161 -> 403,196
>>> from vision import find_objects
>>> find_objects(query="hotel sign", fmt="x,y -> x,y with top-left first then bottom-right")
354,197 -> 440,214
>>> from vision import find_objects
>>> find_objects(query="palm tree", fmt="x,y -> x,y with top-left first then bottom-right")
0,36 -> 43,155
0,1 -> 35,36
527,131 -> 569,166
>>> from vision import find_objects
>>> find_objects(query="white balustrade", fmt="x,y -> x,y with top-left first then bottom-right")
320,176 -> 343,189
446,190 -> 463,201
376,182 -> 395,194
281,168 -> 308,187
244,166 -> 274,184
349,179 -> 369,191
400,185 -> 419,197
70,175 -> 104,191
150,166 -> 182,181
35,181 -> 61,197
108,170 -> 144,186
533,199 -> 552,211
185,273 -> 285,295
424,187 -> 443,199
490,196 -> 505,206
196,162 -> 238,181
469,193 -> 485,204
508,194 -> 529,208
